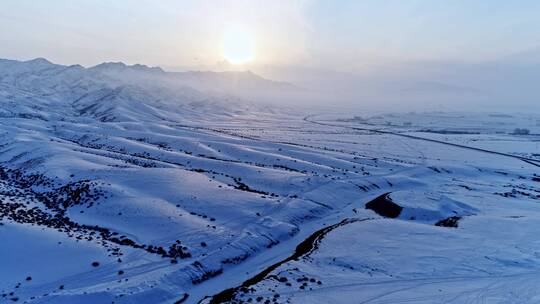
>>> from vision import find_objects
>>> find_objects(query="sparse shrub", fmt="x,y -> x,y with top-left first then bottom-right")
512,128 -> 530,135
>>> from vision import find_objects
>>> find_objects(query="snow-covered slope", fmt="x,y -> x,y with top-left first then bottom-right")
1,58 -> 540,304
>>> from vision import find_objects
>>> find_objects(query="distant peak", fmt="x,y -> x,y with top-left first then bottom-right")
131,63 -> 164,73
90,62 -> 164,73
68,64 -> 84,69
92,62 -> 127,69
25,57 -> 53,65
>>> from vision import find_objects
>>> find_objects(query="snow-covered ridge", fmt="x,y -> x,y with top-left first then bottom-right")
0,57 -> 296,123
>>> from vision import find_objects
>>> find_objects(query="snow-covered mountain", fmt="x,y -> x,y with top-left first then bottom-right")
1,58 -> 540,304
0,58 -> 297,123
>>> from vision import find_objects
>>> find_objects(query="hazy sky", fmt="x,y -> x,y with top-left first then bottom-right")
2,0 -> 540,70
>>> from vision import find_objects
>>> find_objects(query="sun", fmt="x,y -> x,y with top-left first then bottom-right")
221,26 -> 256,65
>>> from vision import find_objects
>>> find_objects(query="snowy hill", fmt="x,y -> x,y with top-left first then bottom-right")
1,58 -> 540,304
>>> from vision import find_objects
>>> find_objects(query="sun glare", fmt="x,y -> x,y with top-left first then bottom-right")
221,26 -> 256,65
